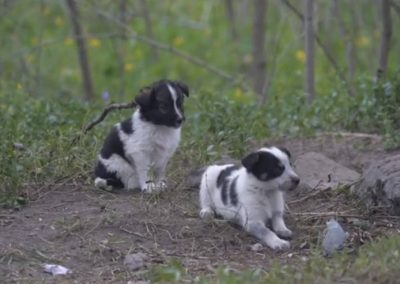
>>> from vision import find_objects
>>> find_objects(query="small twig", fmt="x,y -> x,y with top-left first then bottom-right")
71,101 -> 136,145
291,211 -> 366,219
83,101 -> 137,134
119,226 -> 147,239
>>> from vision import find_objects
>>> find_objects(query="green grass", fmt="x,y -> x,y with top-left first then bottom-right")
147,235 -> 400,283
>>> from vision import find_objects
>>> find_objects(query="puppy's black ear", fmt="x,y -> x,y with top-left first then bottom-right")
135,87 -> 153,107
174,81 -> 189,97
277,147 -> 291,159
241,152 -> 259,171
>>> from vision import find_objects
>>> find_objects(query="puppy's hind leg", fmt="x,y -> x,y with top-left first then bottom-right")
199,174 -> 214,219
246,221 -> 290,250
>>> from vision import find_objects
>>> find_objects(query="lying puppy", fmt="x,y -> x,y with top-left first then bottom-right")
94,79 -> 189,193
199,147 -> 300,250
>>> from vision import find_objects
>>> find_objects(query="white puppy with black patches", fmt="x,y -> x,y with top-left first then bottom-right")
94,79 -> 189,193
199,147 -> 300,250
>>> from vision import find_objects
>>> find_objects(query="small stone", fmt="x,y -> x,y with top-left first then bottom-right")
250,243 -> 264,252
124,252 -> 148,271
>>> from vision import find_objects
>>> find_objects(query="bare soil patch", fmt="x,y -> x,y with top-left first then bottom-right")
1,133 -> 400,283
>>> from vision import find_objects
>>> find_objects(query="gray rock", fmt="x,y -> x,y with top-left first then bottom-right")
124,252 -> 148,271
353,154 -> 400,215
294,152 -> 360,191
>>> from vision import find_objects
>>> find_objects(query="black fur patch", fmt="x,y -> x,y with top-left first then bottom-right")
120,117 -> 134,135
217,165 -> 240,205
100,127 -> 129,163
247,152 -> 285,182
94,161 -> 124,188
136,80 -> 186,128
229,176 -> 239,206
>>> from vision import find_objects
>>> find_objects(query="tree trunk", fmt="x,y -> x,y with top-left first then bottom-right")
334,0 -> 356,96
65,0 -> 94,101
377,0 -> 392,80
224,0 -> 238,42
139,0 -> 158,58
251,0 -> 267,100
304,0 -> 315,103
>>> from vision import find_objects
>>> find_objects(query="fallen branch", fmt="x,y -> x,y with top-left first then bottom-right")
71,101 -> 136,145
83,101 -> 136,134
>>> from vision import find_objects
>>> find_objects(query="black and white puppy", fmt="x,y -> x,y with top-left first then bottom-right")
199,147 -> 300,250
94,79 -> 189,193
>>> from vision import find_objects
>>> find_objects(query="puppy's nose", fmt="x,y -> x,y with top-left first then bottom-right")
176,117 -> 183,124
291,176 -> 300,185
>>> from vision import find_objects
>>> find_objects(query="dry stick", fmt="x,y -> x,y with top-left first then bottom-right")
71,101 -> 136,145
96,10 -> 245,86
281,0 -> 354,97
83,101 -> 137,134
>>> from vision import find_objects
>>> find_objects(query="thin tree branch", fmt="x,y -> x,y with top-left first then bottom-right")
95,9 -> 243,85
391,0 -> 400,17
281,0 -> 354,97
83,101 -> 137,134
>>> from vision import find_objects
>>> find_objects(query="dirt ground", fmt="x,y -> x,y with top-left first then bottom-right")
1,133 -> 400,283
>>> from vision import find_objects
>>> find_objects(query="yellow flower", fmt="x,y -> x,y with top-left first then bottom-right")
234,88 -> 244,100
173,36 -> 184,47
124,63 -> 134,72
42,6 -> 50,16
64,37 -> 74,46
295,50 -> 306,62
17,83 -> 22,90
242,54 -> 253,64
88,38 -> 101,48
355,36 -> 370,48
31,37 -> 38,46
26,54 -> 35,63
134,49 -> 143,59
54,16 -> 64,27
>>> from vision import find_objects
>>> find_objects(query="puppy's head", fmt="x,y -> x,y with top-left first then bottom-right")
135,80 -> 189,128
241,147 -> 300,191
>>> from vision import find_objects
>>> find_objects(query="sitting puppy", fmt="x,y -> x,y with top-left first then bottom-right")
199,147 -> 300,250
94,79 -> 189,193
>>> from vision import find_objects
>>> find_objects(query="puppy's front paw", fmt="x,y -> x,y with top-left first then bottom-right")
275,228 -> 292,239
142,182 -> 156,194
155,180 -> 168,191
199,208 -> 214,219
266,235 -> 290,251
